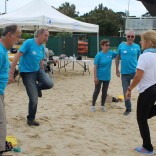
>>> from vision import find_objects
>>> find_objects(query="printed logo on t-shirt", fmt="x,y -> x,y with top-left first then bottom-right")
131,48 -> 137,51
32,51 -> 37,55
107,56 -> 112,58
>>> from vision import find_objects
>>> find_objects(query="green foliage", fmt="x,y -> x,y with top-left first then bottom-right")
98,19 -> 118,36
57,2 -> 79,18
55,32 -> 72,37
21,33 -> 34,39
80,3 -> 126,36
56,2 -> 128,36
75,16 -> 85,22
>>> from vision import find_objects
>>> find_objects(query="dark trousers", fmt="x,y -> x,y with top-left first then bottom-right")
92,80 -> 110,106
21,69 -> 53,121
137,84 -> 156,151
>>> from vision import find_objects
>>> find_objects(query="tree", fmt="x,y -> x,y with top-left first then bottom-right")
81,4 -> 125,36
56,2 -> 126,36
97,19 -> 118,36
57,2 -> 78,18
116,12 -> 127,18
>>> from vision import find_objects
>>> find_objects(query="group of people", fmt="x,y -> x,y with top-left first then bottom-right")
91,30 -> 156,155
0,25 -> 53,154
0,24 -> 156,155
91,30 -> 141,115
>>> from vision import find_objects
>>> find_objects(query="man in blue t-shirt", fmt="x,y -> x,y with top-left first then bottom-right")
9,28 -> 53,126
0,24 -> 21,154
116,30 -> 141,115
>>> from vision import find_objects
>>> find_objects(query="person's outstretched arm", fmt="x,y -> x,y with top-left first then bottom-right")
94,65 -> 99,85
9,52 -> 23,83
115,54 -> 120,77
125,68 -> 144,99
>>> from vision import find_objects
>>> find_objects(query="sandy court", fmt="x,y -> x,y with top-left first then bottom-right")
4,60 -> 156,156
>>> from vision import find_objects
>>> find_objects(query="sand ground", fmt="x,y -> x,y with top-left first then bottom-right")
4,60 -> 156,156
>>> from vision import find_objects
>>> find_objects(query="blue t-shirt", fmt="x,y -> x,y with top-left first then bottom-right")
19,39 -> 45,72
94,50 -> 117,81
117,42 -> 141,74
0,43 -> 9,95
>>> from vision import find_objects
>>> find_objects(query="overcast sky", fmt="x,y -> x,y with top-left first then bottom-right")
0,0 -> 147,16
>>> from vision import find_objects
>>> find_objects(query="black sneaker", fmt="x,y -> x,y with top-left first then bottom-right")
27,120 -> 40,126
38,90 -> 42,98
124,109 -> 131,116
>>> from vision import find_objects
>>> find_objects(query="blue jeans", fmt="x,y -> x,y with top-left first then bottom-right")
121,73 -> 135,110
0,95 -> 6,151
20,69 -> 53,121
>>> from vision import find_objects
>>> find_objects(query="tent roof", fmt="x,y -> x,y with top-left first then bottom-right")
0,0 -> 99,33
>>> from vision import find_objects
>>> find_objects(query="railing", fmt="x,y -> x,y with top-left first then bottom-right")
125,17 -> 156,34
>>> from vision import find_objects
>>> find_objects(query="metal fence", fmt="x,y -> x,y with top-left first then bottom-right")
125,17 -> 156,35
46,36 -> 141,58
46,37 -> 78,57
88,36 -> 140,58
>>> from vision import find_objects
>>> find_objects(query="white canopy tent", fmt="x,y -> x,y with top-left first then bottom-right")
0,0 -> 99,33
0,0 -> 99,52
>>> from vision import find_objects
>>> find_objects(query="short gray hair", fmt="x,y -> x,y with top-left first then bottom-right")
1,24 -> 18,37
126,30 -> 135,36
34,28 -> 48,38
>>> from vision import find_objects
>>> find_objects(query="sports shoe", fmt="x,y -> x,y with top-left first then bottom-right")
124,109 -> 131,116
101,106 -> 106,112
134,146 -> 154,155
27,120 -> 40,126
90,106 -> 96,112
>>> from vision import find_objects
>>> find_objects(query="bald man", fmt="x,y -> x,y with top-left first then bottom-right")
116,30 -> 141,115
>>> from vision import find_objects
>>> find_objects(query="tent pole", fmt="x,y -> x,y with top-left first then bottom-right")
42,16 -> 45,28
97,32 -> 99,53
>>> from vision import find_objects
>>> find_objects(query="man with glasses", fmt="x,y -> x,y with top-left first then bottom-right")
116,30 -> 141,115
0,24 -> 21,154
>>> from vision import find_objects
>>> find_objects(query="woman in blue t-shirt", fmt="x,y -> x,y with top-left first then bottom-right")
91,39 -> 117,112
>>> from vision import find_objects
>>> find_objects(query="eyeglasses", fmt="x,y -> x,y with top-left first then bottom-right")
127,35 -> 134,39
105,44 -> 110,46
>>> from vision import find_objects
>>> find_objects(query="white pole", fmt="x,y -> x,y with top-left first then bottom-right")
120,27 -> 122,37
42,16 -> 45,28
128,0 -> 130,17
5,0 -> 7,14
97,32 -> 99,53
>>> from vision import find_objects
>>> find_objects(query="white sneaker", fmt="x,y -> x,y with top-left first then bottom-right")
101,106 -> 106,112
90,106 -> 96,112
